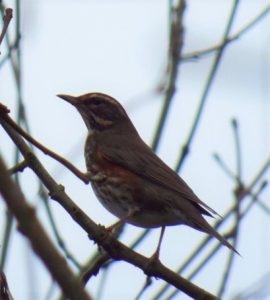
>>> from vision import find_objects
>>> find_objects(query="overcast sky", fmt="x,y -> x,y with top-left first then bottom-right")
1,1 -> 270,299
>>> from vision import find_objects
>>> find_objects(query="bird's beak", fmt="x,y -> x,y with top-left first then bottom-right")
57,94 -> 78,106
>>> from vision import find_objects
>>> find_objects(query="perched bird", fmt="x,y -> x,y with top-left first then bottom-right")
58,92 -> 238,257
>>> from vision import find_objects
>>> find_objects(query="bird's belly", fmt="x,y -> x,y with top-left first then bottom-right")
89,155 -> 188,228
91,178 -> 138,219
92,178 -> 184,228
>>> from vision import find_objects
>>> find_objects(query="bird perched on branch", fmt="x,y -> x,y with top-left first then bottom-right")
58,92 -> 238,258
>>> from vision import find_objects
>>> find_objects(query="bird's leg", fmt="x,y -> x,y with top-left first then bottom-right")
106,207 -> 140,233
151,226 -> 165,261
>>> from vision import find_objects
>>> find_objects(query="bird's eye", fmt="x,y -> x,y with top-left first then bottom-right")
91,99 -> 102,106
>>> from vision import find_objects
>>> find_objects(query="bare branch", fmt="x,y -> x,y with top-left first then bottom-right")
152,155 -> 270,299
0,103 -> 90,183
0,8 -> 12,47
81,253 -> 110,284
135,276 -> 153,300
213,153 -> 236,181
218,180 -> 268,296
8,160 -> 28,174
0,156 -> 91,300
152,2 -> 243,297
160,180 -> 268,300
183,3 -> 270,61
151,0 -> 186,151
176,0 -> 241,171
79,226 -> 125,285
216,119 -> 243,297
39,186 -> 81,269
0,272 -> 14,300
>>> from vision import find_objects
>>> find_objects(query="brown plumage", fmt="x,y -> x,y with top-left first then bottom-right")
58,92 -> 238,256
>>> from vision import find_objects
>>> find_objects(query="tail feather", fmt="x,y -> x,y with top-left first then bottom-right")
208,224 -> 240,255
194,216 -> 240,255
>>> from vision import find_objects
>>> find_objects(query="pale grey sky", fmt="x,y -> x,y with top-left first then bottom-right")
1,1 -> 270,299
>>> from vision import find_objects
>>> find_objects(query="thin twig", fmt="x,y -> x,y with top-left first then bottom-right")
44,281 -> 56,300
0,271 -> 14,300
0,39 -> 18,68
151,0 -> 185,151
0,105 -> 90,183
1,4 -> 76,282
39,186 -> 81,269
217,119 -> 243,297
0,210 -> 13,271
256,196 -> 270,215
79,225 -> 125,285
95,269 -> 110,300
81,253 -> 110,284
0,3 -> 23,272
232,119 -> 242,184
176,0 -> 241,172
152,156 -> 270,299
182,3 -> 270,61
0,8 -> 12,47
213,153 -> 236,181
79,225 -> 125,286
165,244 -> 221,300
163,181 -> 268,300
240,181 -> 268,219
218,180 -> 268,297
8,160 -> 28,174
152,2 -> 242,297
135,277 -> 153,300
0,156 -> 92,300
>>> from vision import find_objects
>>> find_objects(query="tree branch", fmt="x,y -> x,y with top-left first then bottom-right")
0,102 -> 90,183
0,8 -> 12,47
0,272 -> 13,300
182,3 -> 270,61
0,156 -> 91,300
151,0 -> 186,151
8,160 -> 28,174
176,0 -> 241,171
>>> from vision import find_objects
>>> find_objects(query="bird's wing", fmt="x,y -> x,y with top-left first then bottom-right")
99,132 -> 218,216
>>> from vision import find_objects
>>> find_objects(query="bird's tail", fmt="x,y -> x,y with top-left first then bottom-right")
194,216 -> 240,255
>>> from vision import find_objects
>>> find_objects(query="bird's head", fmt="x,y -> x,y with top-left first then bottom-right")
58,93 -> 130,132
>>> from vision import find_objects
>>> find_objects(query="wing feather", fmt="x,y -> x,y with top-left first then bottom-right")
98,130 -> 218,216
